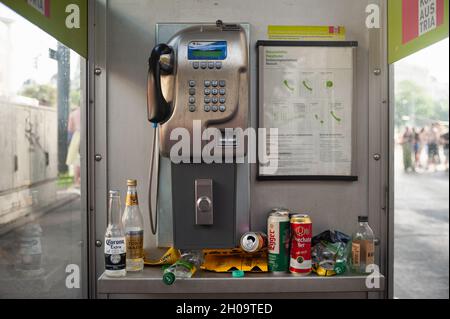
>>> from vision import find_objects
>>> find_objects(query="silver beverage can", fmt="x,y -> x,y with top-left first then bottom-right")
240,232 -> 267,253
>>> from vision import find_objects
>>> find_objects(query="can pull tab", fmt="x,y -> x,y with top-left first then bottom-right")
216,20 -> 241,31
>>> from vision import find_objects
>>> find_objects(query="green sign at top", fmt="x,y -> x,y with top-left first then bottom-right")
389,0 -> 449,64
1,0 -> 87,58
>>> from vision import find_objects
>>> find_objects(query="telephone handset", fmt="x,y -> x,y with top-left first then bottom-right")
147,44 -> 174,124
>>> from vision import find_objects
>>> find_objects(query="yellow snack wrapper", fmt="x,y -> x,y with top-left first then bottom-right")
144,247 -> 181,266
201,248 -> 268,272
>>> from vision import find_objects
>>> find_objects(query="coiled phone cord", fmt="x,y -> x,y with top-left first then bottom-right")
148,123 -> 159,235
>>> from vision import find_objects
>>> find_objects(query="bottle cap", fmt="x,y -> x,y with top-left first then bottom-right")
162,272 -> 176,285
127,179 -> 137,186
232,270 -> 245,278
334,261 -> 347,275
358,216 -> 368,223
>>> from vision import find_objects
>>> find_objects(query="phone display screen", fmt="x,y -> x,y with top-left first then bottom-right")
188,41 -> 227,60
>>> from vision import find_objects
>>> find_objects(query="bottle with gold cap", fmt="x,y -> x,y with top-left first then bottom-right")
122,179 -> 144,272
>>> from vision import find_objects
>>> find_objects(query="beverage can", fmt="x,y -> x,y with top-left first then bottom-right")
289,213 -> 312,276
240,232 -> 267,253
267,208 -> 290,273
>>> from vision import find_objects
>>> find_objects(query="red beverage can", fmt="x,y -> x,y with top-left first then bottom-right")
289,214 -> 312,276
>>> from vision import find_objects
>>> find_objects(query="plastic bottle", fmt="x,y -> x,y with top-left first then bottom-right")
351,216 -> 375,274
162,250 -> 203,285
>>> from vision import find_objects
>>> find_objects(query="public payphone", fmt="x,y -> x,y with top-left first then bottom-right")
147,21 -> 250,249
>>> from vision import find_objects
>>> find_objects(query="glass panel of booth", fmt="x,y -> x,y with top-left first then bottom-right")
0,3 -> 87,298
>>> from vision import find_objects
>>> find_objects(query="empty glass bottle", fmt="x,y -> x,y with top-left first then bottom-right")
122,180 -> 144,272
104,190 -> 126,277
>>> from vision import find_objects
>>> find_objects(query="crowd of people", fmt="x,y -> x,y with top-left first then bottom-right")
399,123 -> 449,173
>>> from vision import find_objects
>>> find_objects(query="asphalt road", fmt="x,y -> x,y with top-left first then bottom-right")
394,148 -> 449,299
0,197 -> 83,299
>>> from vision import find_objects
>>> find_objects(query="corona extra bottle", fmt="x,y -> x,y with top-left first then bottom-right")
104,190 -> 126,277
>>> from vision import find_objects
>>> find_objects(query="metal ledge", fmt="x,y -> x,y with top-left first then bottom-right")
98,268 -> 385,295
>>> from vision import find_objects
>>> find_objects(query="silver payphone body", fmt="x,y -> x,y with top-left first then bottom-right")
147,21 -> 250,249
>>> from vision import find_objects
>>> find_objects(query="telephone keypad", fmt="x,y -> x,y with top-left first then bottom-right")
188,79 -> 227,113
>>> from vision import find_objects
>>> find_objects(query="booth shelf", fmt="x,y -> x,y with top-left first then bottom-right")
98,268 -> 385,296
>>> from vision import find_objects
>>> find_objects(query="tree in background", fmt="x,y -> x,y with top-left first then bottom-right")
20,81 -> 57,107
395,80 -> 449,128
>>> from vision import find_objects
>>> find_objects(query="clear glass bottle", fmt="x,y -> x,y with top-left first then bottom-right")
162,250 -> 203,285
104,190 -> 126,277
351,216 -> 375,274
122,179 -> 144,272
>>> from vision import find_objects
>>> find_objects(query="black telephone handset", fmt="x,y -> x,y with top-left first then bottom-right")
147,44 -> 174,124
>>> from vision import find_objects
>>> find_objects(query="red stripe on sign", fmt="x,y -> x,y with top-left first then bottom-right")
44,0 -> 50,18
402,0 -> 419,44
436,0 -> 444,25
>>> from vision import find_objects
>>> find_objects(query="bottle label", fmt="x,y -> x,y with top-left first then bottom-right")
351,242 -> 360,268
126,230 -> 144,259
126,194 -> 138,206
105,237 -> 126,271
362,240 -> 375,266
174,259 -> 196,274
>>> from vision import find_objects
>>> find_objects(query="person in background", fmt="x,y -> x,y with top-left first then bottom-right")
66,106 -> 81,187
427,123 -> 441,171
400,126 -> 415,173
413,127 -> 422,170
441,130 -> 449,172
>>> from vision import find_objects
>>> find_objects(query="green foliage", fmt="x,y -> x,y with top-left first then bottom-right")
70,89 -> 81,108
395,80 -> 449,128
20,83 -> 57,107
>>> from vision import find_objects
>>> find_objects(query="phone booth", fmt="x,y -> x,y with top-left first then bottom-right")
92,0 -> 390,299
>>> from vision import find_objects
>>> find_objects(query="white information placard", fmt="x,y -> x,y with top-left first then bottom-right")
257,41 -> 358,180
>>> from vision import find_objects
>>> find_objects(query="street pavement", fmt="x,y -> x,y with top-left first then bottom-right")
394,148 -> 449,299
0,197 -> 83,299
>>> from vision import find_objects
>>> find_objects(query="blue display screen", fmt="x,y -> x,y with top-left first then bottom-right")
188,41 -> 227,60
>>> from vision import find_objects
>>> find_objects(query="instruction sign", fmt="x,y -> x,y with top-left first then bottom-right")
257,41 -> 357,180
